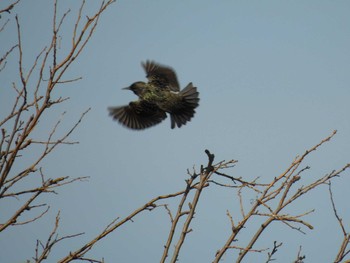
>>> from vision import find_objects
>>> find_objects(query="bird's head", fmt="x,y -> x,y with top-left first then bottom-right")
123,81 -> 146,96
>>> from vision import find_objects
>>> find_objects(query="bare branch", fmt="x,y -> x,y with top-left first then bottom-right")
214,130 -> 349,263
33,212 -> 84,262
58,189 -> 186,263
329,182 -> 350,263
0,18 -> 10,33
265,241 -> 283,263
293,246 -> 306,263
226,210 -> 235,229
14,205 -> 50,226
0,0 -> 21,14
0,190 -> 42,232
0,44 -> 18,70
169,149 -> 217,263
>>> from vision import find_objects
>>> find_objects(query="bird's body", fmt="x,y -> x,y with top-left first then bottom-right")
108,61 -> 199,130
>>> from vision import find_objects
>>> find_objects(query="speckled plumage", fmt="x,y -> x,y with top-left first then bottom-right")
108,61 -> 199,130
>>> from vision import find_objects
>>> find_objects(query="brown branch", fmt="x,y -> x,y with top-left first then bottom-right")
238,187 -> 246,218
329,183 -> 350,263
1,0 -> 115,261
14,205 -> 50,226
0,0 -> 21,14
0,44 -> 18,70
30,140 -> 79,145
0,109 -> 90,198
213,130 -> 345,263
265,241 -> 283,263
235,165 -> 349,263
2,0 -> 112,192
52,0 -> 115,86
284,164 -> 350,208
226,245 -> 269,253
58,190 -> 187,263
160,173 -> 196,263
0,174 -> 83,232
0,96 -> 43,127
34,212 -> 84,262
0,190 -> 42,232
0,16 -> 28,189
169,149 -> 216,263
2,176 -> 88,198
293,246 -> 306,263
226,210 -> 235,229
329,182 -> 347,235
0,18 -> 10,33
55,76 -> 82,84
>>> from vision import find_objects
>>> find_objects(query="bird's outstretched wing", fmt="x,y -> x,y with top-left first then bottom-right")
108,100 -> 167,130
142,60 -> 180,92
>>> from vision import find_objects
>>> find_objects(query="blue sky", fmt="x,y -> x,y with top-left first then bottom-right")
1,1 -> 350,262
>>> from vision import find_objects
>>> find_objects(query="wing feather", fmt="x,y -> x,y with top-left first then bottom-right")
108,100 -> 167,130
142,60 -> 180,92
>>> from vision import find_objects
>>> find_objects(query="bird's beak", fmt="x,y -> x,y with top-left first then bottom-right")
122,87 -> 130,90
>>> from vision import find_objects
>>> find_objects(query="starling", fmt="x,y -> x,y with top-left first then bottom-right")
108,60 -> 199,130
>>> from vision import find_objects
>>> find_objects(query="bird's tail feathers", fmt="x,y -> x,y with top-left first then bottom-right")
170,83 -> 199,129
170,112 -> 193,129
179,82 -> 199,107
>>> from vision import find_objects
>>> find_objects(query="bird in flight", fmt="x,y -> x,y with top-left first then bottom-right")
108,61 -> 199,130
